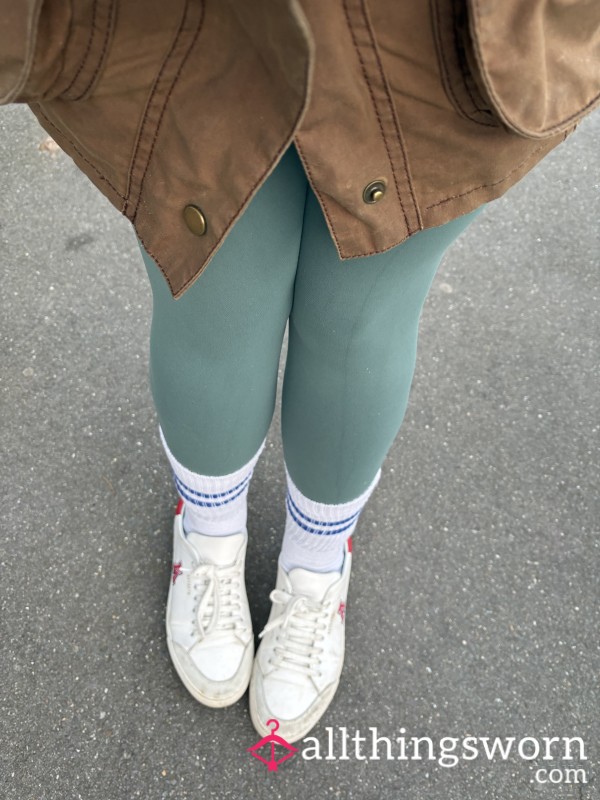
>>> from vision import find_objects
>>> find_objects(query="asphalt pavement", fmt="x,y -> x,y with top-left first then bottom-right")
1,105 -> 599,800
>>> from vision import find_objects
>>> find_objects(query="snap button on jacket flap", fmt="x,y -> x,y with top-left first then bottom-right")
183,205 -> 207,237
363,180 -> 387,204
467,0 -> 600,139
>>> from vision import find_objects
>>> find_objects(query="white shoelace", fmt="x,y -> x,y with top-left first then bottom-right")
259,588 -> 333,678
190,562 -> 246,642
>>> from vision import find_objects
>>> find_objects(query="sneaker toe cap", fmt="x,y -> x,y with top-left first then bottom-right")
190,641 -> 248,681
259,673 -> 318,719
250,666 -> 339,742
169,639 -> 253,705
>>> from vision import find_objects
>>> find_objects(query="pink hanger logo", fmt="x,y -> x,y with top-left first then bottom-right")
247,719 -> 298,771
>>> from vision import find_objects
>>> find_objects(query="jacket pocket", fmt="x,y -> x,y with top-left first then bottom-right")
467,0 -> 600,139
431,0 -> 600,139
430,0 -> 500,129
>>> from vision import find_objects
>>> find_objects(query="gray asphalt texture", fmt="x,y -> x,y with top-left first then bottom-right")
0,105 -> 598,800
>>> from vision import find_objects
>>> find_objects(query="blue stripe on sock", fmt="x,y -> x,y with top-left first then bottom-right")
286,495 -> 358,536
286,492 -> 361,529
175,475 -> 250,508
173,471 -> 251,500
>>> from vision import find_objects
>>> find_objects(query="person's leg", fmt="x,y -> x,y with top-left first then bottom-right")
139,142 -> 310,707
283,188 -> 481,506
140,143 -> 308,479
250,144 -> 482,741
277,170 -> 481,574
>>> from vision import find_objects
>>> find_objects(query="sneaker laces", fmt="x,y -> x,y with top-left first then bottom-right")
190,562 -> 246,642
259,588 -> 332,678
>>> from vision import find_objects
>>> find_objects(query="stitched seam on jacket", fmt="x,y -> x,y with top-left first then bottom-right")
426,142 -> 547,208
60,0 -> 98,96
124,3 -> 191,214
450,0 -> 492,115
430,0 -> 496,128
546,93 -> 600,130
431,0 -> 473,122
131,2 -> 206,221
34,106 -> 126,202
342,0 -> 409,232
359,0 -> 421,228
70,0 -> 116,101
26,2 -> 70,102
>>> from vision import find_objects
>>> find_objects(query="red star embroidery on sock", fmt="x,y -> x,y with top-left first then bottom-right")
337,600 -> 346,623
172,561 -> 183,585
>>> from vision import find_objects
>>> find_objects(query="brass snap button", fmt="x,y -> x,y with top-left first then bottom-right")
183,204 -> 207,236
363,180 -> 387,204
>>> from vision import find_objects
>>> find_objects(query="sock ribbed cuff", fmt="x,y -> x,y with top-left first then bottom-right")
279,464 -> 382,572
284,464 -> 382,540
159,426 -> 266,535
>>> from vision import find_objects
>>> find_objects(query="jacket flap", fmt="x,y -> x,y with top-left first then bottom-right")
468,0 -> 600,138
0,0 -> 44,103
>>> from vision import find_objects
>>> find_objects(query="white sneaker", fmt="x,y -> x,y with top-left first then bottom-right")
165,499 -> 254,707
249,538 -> 352,743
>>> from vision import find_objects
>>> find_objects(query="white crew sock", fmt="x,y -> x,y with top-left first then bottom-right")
159,426 -> 265,536
279,464 -> 382,574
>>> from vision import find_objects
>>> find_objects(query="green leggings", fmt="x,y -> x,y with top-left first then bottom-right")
140,142 -> 480,504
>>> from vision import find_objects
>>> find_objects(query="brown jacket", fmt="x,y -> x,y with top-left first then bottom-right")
1,0 -> 599,298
